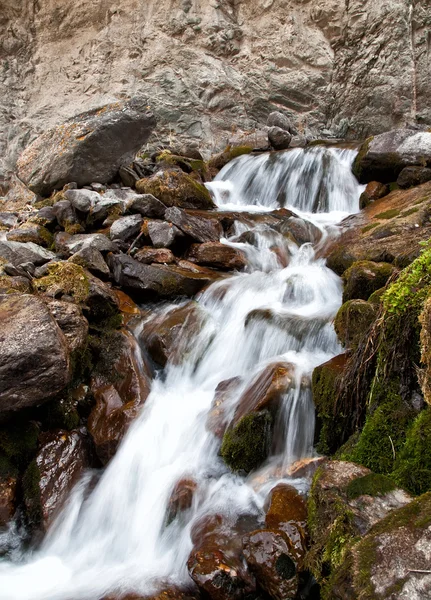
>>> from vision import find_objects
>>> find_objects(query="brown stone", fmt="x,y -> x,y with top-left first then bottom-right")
135,247 -> 175,264
206,377 -> 243,438
186,242 -> 246,270
166,478 -> 197,523
0,477 -> 17,526
165,207 -> 223,243
359,181 -> 389,209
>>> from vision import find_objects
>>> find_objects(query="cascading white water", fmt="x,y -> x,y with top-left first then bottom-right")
0,146 -> 363,600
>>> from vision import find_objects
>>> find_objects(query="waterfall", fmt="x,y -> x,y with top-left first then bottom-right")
0,146 -> 363,600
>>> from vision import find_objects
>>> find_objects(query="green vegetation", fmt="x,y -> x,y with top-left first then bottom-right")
374,209 -> 400,220
346,473 -> 397,500
393,409 -> 431,495
362,223 -> 379,233
220,410 -> 272,473
34,262 -> 90,303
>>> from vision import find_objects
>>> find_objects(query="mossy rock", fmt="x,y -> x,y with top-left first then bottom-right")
208,145 -> 254,172
351,137 -> 373,182
342,261 -> 395,303
34,262 -> 90,304
220,410 -> 272,473
368,287 -> 385,304
343,394 -> 416,476
135,169 -> 215,210
155,150 -> 209,180
312,354 -> 350,455
393,408 -> 431,495
345,473 -> 397,500
334,300 -> 377,349
326,246 -> 356,276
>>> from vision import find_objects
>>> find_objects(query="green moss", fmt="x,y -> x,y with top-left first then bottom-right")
389,182 -> 400,192
374,209 -> 400,220
312,355 -> 349,454
136,170 -> 214,209
393,408 -> 431,495
342,261 -> 394,303
352,137 -> 373,181
401,207 -> 419,217
208,145 -> 254,171
346,473 -> 397,500
326,246 -> 356,276
34,262 -> 90,303
220,410 -> 272,473
334,300 -> 377,349
368,287 -> 385,304
362,223 -> 379,233
346,393 -> 415,475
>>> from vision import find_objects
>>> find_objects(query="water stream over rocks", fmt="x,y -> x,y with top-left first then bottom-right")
0,147 -> 363,600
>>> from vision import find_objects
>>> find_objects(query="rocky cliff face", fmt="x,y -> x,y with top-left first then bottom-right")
1,0 -> 430,171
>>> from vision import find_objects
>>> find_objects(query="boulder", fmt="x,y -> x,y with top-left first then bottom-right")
68,246 -> 110,279
342,260 -> 395,302
57,233 -> 118,257
0,212 -> 18,229
207,145 -> 254,173
64,188 -> 100,213
17,98 -> 156,196
268,126 -> 292,150
206,377 -> 243,438
166,478 -> 197,523
277,217 -> 322,246
359,181 -> 389,209
267,111 -> 295,133
88,330 -> 151,463
0,477 -> 17,527
136,169 -> 215,210
108,254 -> 215,300
134,247 -> 175,264
334,300 -> 377,349
186,242 -> 246,270
126,193 -> 167,218
0,294 -> 71,414
23,430 -> 92,530
243,529 -> 299,599
147,220 -> 185,248
44,299 -> 89,353
52,199 -> 83,234
0,240 -> 55,267
139,302 -> 206,367
165,207 -> 223,243
397,166 -> 431,189
353,130 -> 431,184
110,214 -> 143,243
6,224 -> 53,247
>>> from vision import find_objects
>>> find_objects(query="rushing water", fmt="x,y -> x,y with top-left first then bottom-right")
0,146 -> 363,600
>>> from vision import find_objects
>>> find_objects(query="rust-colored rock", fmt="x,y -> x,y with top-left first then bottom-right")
88,330 -> 152,463
359,181 -> 389,209
186,242 -> 246,271
135,247 -> 175,265
166,478 -> 197,523
0,477 -> 17,526
206,377 -> 243,438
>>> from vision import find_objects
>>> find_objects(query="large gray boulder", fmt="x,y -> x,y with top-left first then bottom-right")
0,295 -> 71,414
0,240 -> 56,267
16,98 -> 156,196
353,130 -> 431,183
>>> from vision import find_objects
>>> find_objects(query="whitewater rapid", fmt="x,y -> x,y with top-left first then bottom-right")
0,146 -> 363,600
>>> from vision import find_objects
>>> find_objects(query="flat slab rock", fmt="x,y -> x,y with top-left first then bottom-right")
0,294 -> 71,413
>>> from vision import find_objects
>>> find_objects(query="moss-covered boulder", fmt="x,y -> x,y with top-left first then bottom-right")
6,224 -> 54,248
306,461 -> 411,598
393,408 -> 431,495
312,354 -> 350,455
208,145 -> 253,173
342,260 -> 395,303
328,492 -> 431,600
220,410 -> 272,473
326,246 -> 356,276
334,300 -> 377,349
135,169 -> 215,210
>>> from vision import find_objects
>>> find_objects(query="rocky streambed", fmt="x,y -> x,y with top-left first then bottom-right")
1,101 -> 431,600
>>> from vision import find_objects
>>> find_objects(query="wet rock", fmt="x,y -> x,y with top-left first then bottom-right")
64,188 -> 100,213
52,199 -> 83,234
85,271 -> 120,324
342,260 -> 395,303
0,240 -> 55,267
136,169 -> 215,210
165,207 -> 222,243
352,130 -> 431,184
6,224 -> 53,248
397,166 -> 431,189
126,193 -> 167,218
306,461 -> 412,590
134,247 -> 175,265
110,214 -> 143,243
312,354 -> 352,454
277,217 -> 322,246
207,146 -> 254,173
186,242 -> 246,270
187,515 -> 257,600
139,302 -> 206,367
104,589 -> 199,600
243,528 -> 299,599
329,492 -> 431,600
166,478 -> 197,523
17,98 -> 156,195
334,300 -> 377,350
268,127 -> 292,151
68,246 -> 110,279
23,430 -> 92,530
147,220 -> 185,249
233,362 -> 295,425
0,294 -> 71,414
88,331 -> 152,463
44,299 -> 89,353
108,254 -> 214,300
265,484 -> 308,564
359,181 -> 389,209
221,410 -> 272,473
0,477 -> 17,526
206,377 -> 243,438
